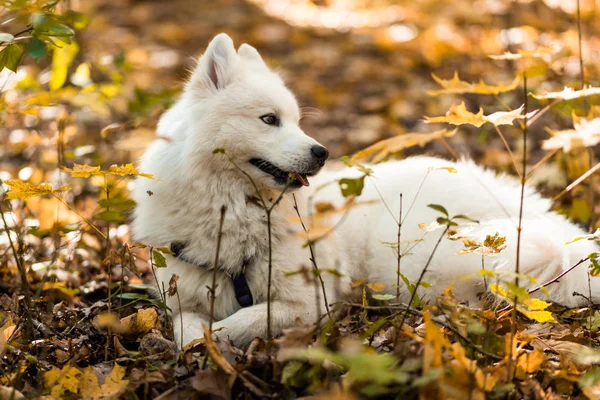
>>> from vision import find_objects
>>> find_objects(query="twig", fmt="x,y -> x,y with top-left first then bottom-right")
528,257 -> 589,294
396,193 -> 403,300
493,124 -> 522,180
292,194 -> 331,319
398,225 -> 449,328
576,0 -> 587,112
208,206 -> 227,332
508,71 -> 529,379
552,160 -> 600,202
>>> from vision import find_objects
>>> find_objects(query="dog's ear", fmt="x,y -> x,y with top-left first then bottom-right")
238,43 -> 267,69
192,33 -> 238,91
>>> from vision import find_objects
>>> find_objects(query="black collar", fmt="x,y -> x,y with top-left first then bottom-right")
169,242 -> 253,308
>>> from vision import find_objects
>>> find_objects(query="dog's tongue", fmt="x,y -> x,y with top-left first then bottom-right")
294,173 -> 309,187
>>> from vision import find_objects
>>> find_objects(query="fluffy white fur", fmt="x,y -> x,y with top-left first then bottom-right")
132,33 -> 600,349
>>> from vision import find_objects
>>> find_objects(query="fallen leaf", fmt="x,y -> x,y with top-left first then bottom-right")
119,308 -> 160,334
79,364 -> 129,400
427,72 -> 519,96
488,46 -> 557,60
352,129 -> 457,162
425,103 -> 530,128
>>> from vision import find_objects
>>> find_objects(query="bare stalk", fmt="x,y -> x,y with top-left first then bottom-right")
292,194 -> 331,319
508,72 -> 528,379
208,206 -> 227,332
396,193 -> 403,300
528,257 -> 589,294
398,225 -> 449,328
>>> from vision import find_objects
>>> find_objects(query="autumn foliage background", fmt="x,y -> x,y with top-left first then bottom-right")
1,0 -> 600,399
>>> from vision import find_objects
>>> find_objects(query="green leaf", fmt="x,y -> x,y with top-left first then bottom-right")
428,204 -> 449,216
97,198 -> 136,211
339,176 -> 365,197
152,250 -> 167,268
452,214 -> 479,223
590,252 -> 600,275
372,294 -> 396,301
45,21 -> 75,38
94,211 -> 125,222
26,38 -> 47,61
0,44 -> 23,72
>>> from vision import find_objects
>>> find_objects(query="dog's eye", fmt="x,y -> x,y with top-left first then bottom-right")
260,113 -> 279,126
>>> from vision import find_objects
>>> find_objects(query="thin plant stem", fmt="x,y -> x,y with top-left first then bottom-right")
508,72 -> 528,379
292,194 -> 331,319
553,160 -> 600,202
398,225 -> 449,328
528,257 -> 589,294
396,193 -> 403,300
493,124 -> 522,179
208,206 -> 226,332
576,0 -> 587,111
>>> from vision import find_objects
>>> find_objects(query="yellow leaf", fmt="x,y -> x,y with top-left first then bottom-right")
107,164 -> 154,179
533,85 -> 600,101
488,46 -> 557,60
79,364 -> 129,400
542,117 -> 600,153
61,163 -> 102,178
427,72 -> 520,96
516,350 -> 545,377
50,42 -> 79,91
366,282 -> 385,292
518,308 -> 556,323
119,308 -> 159,334
4,180 -> 68,200
351,278 -> 367,288
425,102 -> 529,128
423,310 -> 447,374
351,129 -> 457,162
44,365 -> 81,397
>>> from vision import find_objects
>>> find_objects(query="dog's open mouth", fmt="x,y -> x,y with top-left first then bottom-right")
249,158 -> 314,187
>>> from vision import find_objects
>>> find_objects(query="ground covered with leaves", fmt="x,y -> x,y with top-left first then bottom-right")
2,0 -> 600,398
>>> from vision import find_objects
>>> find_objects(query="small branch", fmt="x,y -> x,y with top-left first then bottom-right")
553,160 -> 600,202
492,124 -> 522,180
508,71 -> 529,379
0,26 -> 32,46
528,257 -> 589,294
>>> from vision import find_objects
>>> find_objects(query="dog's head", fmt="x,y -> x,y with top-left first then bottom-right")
183,33 -> 328,189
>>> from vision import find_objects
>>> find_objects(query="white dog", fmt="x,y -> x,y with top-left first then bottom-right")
132,33 -> 600,348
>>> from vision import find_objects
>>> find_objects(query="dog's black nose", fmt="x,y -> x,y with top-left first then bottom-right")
311,145 -> 329,162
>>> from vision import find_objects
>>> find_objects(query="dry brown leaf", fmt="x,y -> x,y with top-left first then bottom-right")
351,129 -> 457,162
119,308 -> 160,334
425,103 -> 531,128
202,324 -> 237,375
516,350 -> 545,379
427,72 -> 519,96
